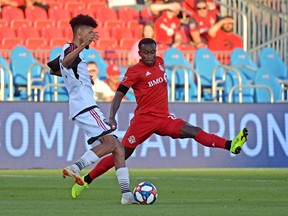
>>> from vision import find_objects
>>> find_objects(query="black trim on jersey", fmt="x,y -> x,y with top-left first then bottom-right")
47,55 -> 60,72
87,129 -> 114,145
72,105 -> 98,120
117,84 -> 129,95
63,44 -> 81,79
70,57 -> 81,79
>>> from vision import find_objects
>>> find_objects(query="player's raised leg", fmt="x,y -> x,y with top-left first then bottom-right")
179,122 -> 248,154
63,133 -> 117,185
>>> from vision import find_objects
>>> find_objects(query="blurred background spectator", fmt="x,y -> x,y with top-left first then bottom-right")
151,0 -> 182,45
1,0 -> 25,8
129,23 -> 155,65
104,64 -> 122,93
186,0 -> 218,48
88,61 -> 115,102
207,15 -> 243,51
0,0 -> 49,12
25,0 -> 49,12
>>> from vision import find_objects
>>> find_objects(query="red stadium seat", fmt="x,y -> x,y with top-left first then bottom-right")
118,7 -> 140,23
17,26 -> 40,40
132,24 -> 144,39
96,7 -> 118,23
178,43 -> 197,51
71,9 -> 95,18
63,27 -> 73,39
34,19 -> 55,29
50,38 -> 69,48
25,6 -> 48,22
110,27 -> 134,44
119,38 -> 138,50
87,2 -> 107,15
140,7 -> 154,23
1,37 -> 24,49
80,0 -> 107,4
41,26 -> 64,40
95,38 -> 118,50
127,20 -> 141,30
46,1 -> 62,9
104,20 -> 125,30
10,19 -> 31,29
1,6 -> 25,23
48,8 -> 71,22
0,20 -> 8,28
157,43 -> 170,52
58,0 -> 79,3
0,27 -> 16,38
96,26 -> 110,38
64,2 -> 85,13
56,19 -> 70,29
25,38 -> 48,49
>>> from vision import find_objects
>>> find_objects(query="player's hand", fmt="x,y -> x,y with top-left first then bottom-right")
82,32 -> 99,47
109,117 -> 117,131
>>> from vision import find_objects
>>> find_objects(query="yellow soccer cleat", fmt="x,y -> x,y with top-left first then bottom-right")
230,128 -> 248,154
71,181 -> 89,199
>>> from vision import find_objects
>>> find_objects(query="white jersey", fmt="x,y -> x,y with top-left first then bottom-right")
60,43 -> 97,119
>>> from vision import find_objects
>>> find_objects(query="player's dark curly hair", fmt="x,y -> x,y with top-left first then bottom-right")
138,38 -> 157,50
69,14 -> 98,33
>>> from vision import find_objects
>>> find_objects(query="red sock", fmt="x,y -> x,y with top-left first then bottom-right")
194,130 -> 227,149
89,154 -> 115,179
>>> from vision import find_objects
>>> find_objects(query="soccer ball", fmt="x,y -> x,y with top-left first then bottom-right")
133,182 -> 158,205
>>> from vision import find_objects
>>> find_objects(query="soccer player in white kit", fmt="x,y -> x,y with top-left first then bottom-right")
47,14 -> 136,204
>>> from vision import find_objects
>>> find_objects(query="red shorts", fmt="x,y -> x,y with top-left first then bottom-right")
122,113 -> 187,149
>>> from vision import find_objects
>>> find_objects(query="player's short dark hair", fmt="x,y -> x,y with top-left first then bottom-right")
69,14 -> 98,34
138,38 -> 157,50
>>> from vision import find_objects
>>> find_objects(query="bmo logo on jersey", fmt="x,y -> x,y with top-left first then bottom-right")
148,77 -> 165,87
147,73 -> 168,87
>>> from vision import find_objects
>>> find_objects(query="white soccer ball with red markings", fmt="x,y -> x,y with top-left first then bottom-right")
133,182 -> 158,205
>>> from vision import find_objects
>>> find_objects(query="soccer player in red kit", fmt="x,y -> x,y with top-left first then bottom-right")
71,38 -> 248,198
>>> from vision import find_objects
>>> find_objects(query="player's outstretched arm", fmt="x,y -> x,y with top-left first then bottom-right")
109,91 -> 125,130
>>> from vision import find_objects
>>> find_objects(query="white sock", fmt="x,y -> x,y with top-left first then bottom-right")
116,167 -> 131,194
75,150 -> 100,170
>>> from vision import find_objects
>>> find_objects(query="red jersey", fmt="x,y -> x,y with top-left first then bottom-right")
189,11 -> 217,34
207,29 -> 243,51
154,11 -> 180,44
121,56 -> 168,117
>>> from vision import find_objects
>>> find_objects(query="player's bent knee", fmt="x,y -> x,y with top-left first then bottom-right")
100,135 -> 117,152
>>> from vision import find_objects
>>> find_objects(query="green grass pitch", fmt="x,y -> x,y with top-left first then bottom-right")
0,169 -> 287,216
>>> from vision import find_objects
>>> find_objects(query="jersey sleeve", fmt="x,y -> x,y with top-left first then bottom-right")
120,67 -> 138,88
60,43 -> 81,70
63,43 -> 77,57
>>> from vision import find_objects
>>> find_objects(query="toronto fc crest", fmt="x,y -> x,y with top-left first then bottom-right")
159,63 -> 164,71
